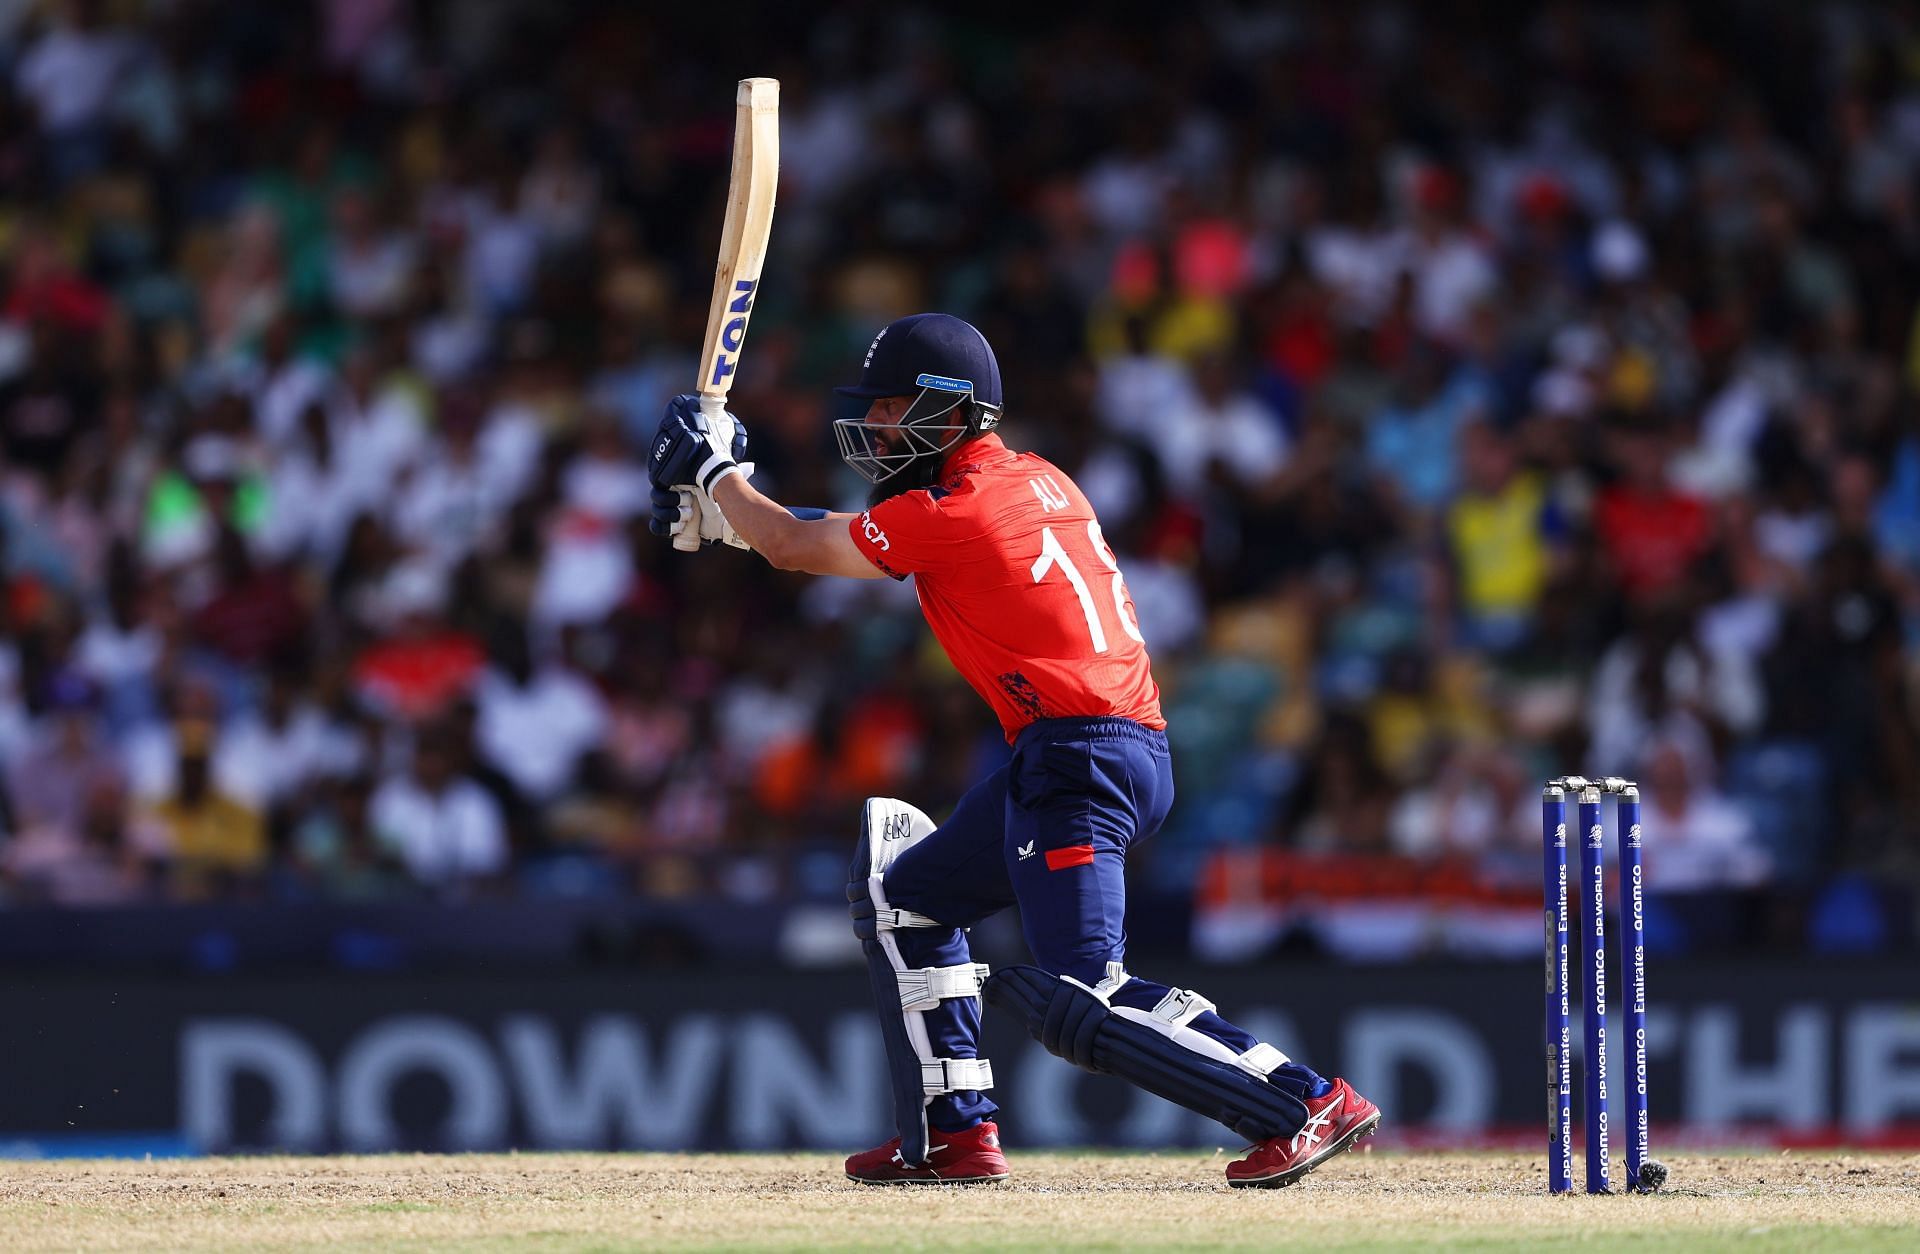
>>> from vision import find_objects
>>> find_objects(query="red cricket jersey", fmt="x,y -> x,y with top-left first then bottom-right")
848,434 -> 1166,742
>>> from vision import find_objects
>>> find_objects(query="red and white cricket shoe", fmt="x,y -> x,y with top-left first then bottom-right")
1225,1077 -> 1381,1189
844,1120 -> 1010,1185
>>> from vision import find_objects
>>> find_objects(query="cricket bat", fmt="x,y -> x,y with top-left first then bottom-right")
676,76 -> 780,551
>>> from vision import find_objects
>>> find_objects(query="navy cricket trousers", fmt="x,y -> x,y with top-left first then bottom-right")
882,716 -> 1283,1131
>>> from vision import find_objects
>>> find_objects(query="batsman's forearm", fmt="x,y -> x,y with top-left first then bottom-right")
712,475 -> 797,552
713,476 -> 854,571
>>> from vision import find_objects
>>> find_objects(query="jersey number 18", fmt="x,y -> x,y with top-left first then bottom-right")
1030,522 -> 1146,654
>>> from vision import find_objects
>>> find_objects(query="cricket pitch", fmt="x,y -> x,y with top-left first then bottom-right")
4,1149 -> 1916,1251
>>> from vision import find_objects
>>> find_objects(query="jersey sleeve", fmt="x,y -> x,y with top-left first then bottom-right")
847,487 -> 970,580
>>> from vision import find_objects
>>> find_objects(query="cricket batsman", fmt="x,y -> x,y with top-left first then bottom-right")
648,313 -> 1380,1186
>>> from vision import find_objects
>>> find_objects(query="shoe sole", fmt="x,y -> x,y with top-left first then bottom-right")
1226,1111 -> 1383,1189
846,1172 -> 1010,1186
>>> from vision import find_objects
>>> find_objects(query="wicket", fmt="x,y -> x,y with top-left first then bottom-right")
1541,776 -> 1667,1195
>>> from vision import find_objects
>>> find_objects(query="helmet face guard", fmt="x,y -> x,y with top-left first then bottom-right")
833,372 -> 1001,487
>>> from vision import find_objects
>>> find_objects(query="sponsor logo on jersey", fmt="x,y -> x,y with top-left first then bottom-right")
858,511 -> 890,552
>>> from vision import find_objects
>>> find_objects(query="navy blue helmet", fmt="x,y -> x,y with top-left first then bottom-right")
833,313 -> 1003,492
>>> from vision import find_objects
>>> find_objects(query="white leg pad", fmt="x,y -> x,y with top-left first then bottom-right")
860,798 -> 994,1105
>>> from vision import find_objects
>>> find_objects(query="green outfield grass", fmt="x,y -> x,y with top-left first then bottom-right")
2,1149 -> 1916,1251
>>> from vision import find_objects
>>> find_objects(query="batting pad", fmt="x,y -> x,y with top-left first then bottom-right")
847,798 -> 993,1166
983,964 -> 1308,1143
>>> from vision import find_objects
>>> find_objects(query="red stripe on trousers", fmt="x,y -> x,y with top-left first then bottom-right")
1044,844 -> 1095,871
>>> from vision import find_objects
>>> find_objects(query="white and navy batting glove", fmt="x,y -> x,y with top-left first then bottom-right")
650,393 -> 745,497
649,394 -> 753,551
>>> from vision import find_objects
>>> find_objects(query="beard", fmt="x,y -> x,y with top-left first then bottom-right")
853,404 -> 984,505
866,455 -> 942,507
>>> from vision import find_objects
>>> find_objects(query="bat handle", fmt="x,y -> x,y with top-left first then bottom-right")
696,393 -> 735,440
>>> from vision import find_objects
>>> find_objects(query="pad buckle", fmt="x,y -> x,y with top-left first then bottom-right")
897,962 -> 990,1012
920,1057 -> 994,1096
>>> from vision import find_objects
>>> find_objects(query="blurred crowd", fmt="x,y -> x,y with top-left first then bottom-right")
0,2 -> 1916,953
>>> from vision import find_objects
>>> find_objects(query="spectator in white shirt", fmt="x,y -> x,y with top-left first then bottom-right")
370,726 -> 507,890
217,667 -> 364,812
13,5 -> 134,138
74,558 -> 163,727
559,415 -> 650,523
475,390 -> 543,508
326,184 -> 416,318
1094,313 -> 1193,445
332,340 -> 426,498
464,170 -> 541,316
1149,353 -> 1290,500
473,628 -> 606,805
519,126 -> 600,250
531,415 -> 647,626
248,315 -> 334,449
261,399 -> 380,565
1639,738 -> 1771,892
407,256 -> 491,384
1400,167 -> 1498,347
390,392 -> 510,570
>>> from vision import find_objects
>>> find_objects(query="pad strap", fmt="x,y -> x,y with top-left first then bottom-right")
898,962 -> 990,1012
1090,960 -> 1132,1002
1152,987 -> 1216,1029
874,906 -> 942,931
1236,1042 -> 1289,1078
921,1057 -> 994,1096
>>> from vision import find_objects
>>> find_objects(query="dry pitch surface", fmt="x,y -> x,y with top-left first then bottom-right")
3,1150 -> 1917,1252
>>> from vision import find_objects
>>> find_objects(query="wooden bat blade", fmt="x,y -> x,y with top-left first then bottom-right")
697,77 -> 780,403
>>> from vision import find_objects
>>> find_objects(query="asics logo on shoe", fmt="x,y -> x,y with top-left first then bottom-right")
1017,841 -> 1036,860
1291,1092 -> 1341,1153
